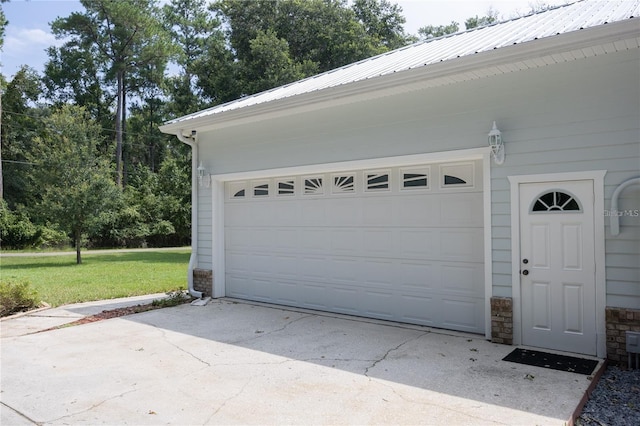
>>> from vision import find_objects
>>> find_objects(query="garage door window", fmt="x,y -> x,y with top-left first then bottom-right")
253,181 -> 269,197
277,179 -> 295,196
366,171 -> 390,191
440,163 -> 474,188
304,177 -> 324,195
402,167 -> 429,190
333,174 -> 355,194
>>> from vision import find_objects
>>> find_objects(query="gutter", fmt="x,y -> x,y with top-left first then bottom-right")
175,130 -> 203,299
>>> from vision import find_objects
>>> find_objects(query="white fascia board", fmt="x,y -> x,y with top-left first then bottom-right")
159,19 -> 640,138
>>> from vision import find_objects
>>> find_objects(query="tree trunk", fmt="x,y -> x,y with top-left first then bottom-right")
75,230 -> 82,265
0,90 -> 3,200
115,70 -> 124,187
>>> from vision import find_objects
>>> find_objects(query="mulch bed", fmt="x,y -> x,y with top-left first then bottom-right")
43,303 -> 164,331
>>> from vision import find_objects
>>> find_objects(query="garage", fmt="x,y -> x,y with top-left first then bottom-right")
224,159 -> 485,333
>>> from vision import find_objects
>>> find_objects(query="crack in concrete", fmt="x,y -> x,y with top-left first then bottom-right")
364,331 -> 429,377
230,314 -> 315,344
166,339 -> 212,367
0,401 -> 42,425
45,388 -> 138,423
203,377 -> 253,424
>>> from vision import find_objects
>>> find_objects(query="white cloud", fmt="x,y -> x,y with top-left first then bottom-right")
4,27 -> 61,55
1,27 -> 67,77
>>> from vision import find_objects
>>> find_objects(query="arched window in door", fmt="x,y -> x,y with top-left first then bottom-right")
531,191 -> 582,212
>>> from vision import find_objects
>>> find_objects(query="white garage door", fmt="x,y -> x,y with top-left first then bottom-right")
224,160 -> 485,333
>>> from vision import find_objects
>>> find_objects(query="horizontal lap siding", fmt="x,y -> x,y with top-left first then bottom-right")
489,49 -> 640,307
197,47 -> 639,308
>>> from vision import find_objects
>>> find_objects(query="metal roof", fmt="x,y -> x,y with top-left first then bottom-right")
165,0 -> 640,127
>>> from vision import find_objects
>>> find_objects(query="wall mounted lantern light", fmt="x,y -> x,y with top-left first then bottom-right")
488,121 -> 505,165
197,161 -> 210,188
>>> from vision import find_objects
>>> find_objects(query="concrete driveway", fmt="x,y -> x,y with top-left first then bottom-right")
1,299 -> 600,425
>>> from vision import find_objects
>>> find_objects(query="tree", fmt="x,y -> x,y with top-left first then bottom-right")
0,66 -> 44,209
43,44 -> 114,137
28,105 -> 120,264
418,21 -> 459,39
465,8 -> 499,30
352,0 -> 413,49
163,0 -> 225,115
0,0 -> 10,200
211,0 -> 393,96
51,0 -> 174,187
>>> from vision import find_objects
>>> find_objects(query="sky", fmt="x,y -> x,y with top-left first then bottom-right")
1,0 -> 571,79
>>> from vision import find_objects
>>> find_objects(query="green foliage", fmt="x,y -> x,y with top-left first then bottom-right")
1,66 -> 46,210
418,21 -> 460,39
1,249 -> 190,307
0,201 -> 68,250
27,105 -> 121,263
0,278 -> 40,317
2,0 -> 512,256
464,8 -> 499,30
152,288 -> 190,307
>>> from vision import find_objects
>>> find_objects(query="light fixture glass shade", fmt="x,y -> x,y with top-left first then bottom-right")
197,162 -> 206,178
488,121 -> 504,165
197,162 -> 210,187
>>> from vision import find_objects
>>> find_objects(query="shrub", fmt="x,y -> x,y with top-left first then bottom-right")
0,278 -> 40,317
152,288 -> 190,308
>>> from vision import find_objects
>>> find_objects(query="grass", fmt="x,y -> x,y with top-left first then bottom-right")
0,248 -> 191,307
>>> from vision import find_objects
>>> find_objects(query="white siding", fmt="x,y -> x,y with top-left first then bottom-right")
197,47 -> 639,309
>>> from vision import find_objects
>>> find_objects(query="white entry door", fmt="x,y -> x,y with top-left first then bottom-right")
519,180 -> 596,355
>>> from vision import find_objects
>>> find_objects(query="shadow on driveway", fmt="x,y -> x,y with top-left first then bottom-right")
1,299 -> 599,425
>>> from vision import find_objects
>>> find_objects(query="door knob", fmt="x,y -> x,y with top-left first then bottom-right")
522,270 -> 529,276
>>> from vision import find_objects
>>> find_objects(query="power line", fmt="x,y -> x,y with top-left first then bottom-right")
1,109 -> 177,150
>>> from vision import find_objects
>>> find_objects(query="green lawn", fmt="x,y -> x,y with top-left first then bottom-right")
0,249 -> 191,307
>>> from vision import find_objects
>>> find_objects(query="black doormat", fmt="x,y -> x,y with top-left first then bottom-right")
502,348 -> 598,375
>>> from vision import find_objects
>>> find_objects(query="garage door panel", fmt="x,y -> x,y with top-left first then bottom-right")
225,203 -> 252,225
250,228 -> 273,248
400,230 -> 438,258
399,197 -> 439,227
274,229 -> 298,251
362,291 -> 395,319
300,256 -> 328,280
362,230 -> 395,256
272,255 -> 299,278
330,258 -> 360,283
441,298 -> 483,332
440,229 -> 483,262
332,286 -> 362,315
300,283 -> 330,310
225,160 -> 485,334
226,275 -> 253,299
327,198 -> 361,225
272,280 -> 299,305
362,260 -> 394,286
362,198 -> 394,226
398,294 -> 438,325
300,229 -> 330,252
301,201 -> 327,226
440,193 -> 484,227
440,264 -> 484,296
330,230 -> 361,253
226,252 -> 249,274
271,201 -> 301,226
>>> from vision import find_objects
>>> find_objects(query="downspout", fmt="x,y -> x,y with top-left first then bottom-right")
176,130 -> 203,299
610,177 -> 640,236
